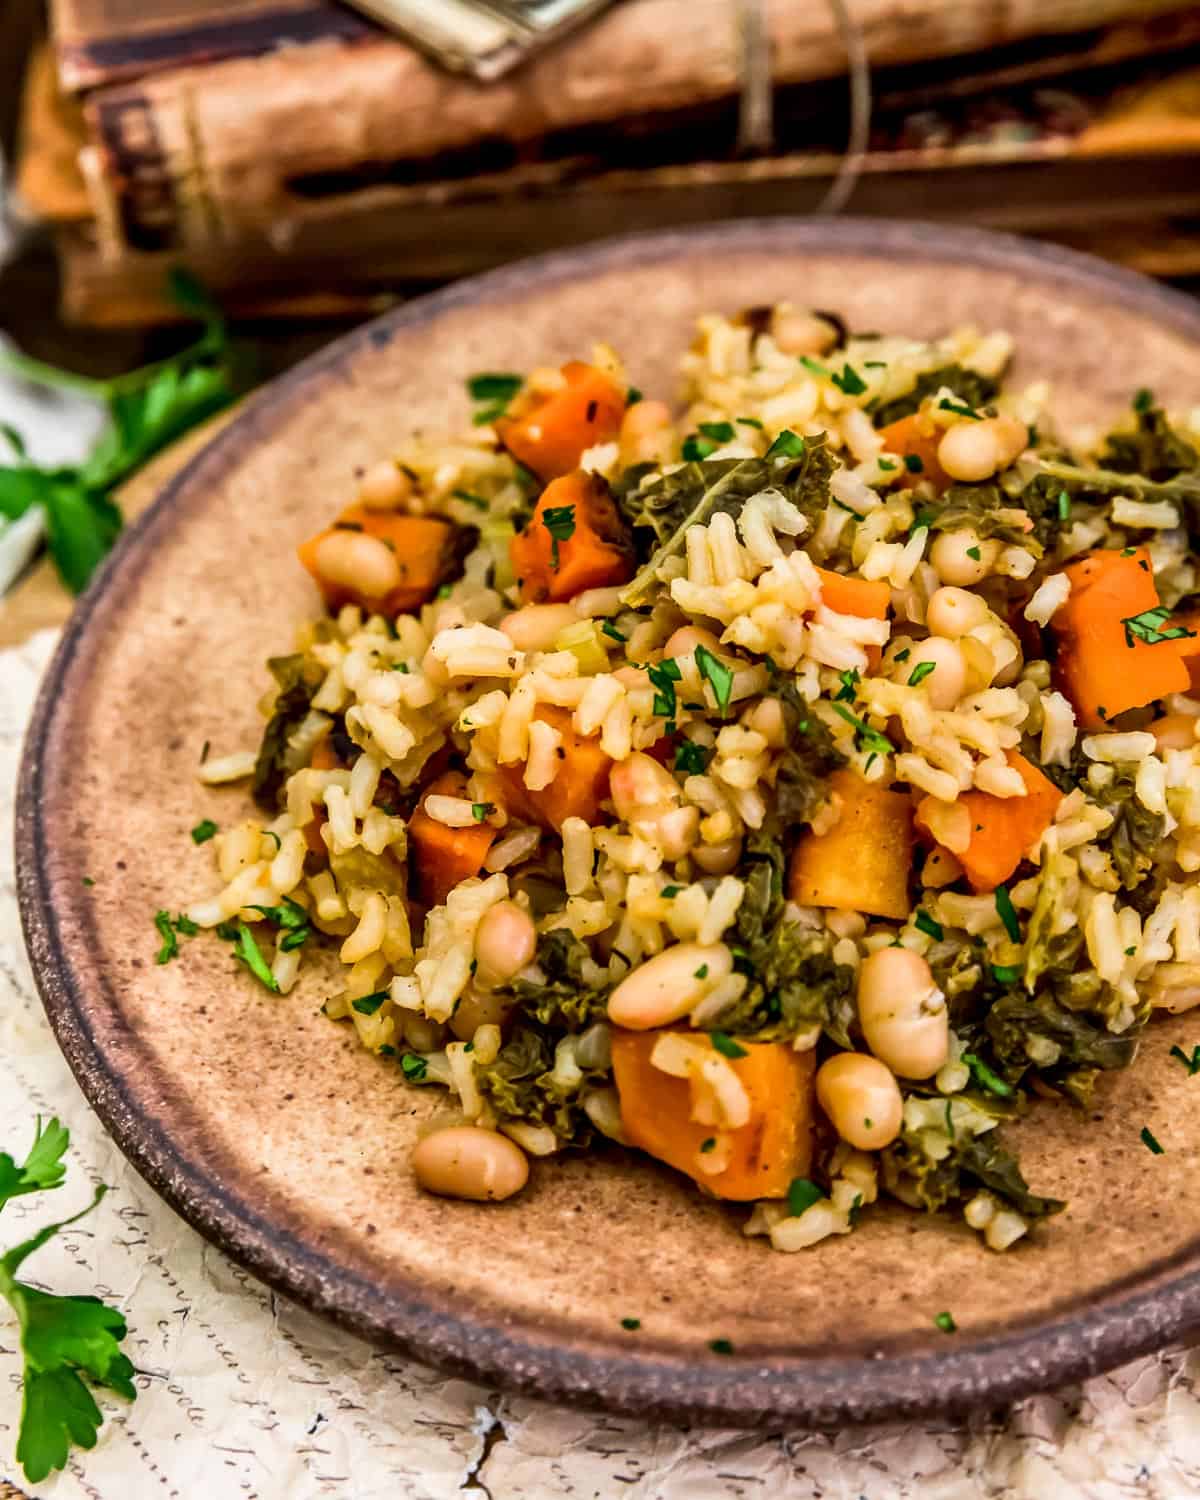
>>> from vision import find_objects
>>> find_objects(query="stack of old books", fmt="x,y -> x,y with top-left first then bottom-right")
15,0 -> 1200,326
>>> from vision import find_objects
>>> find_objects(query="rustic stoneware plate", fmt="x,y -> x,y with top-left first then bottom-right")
18,220 -> 1200,1427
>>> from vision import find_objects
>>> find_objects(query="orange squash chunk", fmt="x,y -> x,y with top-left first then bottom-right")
611,1029 -> 816,1201
495,705 -> 611,833
298,503 -> 458,617
789,768 -> 913,920
509,469 -> 633,605
920,750 -> 1062,893
876,411 -> 953,491
409,772 -> 496,908
496,360 -> 626,481
1054,546 -> 1190,730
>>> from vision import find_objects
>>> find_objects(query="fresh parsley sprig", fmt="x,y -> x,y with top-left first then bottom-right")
0,1117 -> 136,1484
0,270 -> 242,593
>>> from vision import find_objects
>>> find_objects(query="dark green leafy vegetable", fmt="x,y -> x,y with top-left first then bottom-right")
504,929 -> 610,1031
1098,402 -> 1198,482
934,1311 -> 957,1334
233,921 -> 279,993
872,364 -> 999,429
153,910 -> 178,964
0,1117 -> 136,1484
190,819 -> 218,844
614,441 -> 837,606
768,679 -> 846,828
787,1177 -> 823,1217
1141,1125 -> 1164,1155
925,483 -> 1044,553
251,654 -> 325,812
468,371 -> 523,426
474,1021 -> 598,1146
1088,764 -> 1166,895
710,1032 -> 748,1059
0,270 -> 241,592
882,1116 -> 1064,1222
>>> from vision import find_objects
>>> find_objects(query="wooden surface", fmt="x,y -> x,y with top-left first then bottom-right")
0,408 -> 236,650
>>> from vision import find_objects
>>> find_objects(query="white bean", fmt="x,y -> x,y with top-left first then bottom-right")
474,900 -> 537,987
771,307 -> 840,357
500,603 -> 579,653
815,1054 -> 903,1150
929,528 -> 1001,588
358,459 -> 413,510
618,399 -> 674,469
313,530 -> 402,599
692,837 -> 742,875
663,625 -> 723,660
925,586 -> 989,638
896,636 -> 966,711
411,1126 -> 529,1201
856,948 -> 949,1079
609,752 -> 680,821
608,942 -> 733,1029
937,415 -> 1028,483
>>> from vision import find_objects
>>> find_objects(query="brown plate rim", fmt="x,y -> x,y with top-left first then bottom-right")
17,217 -> 1200,1427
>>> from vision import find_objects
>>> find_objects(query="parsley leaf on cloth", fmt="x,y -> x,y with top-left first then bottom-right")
0,270 -> 241,593
0,1118 -> 136,1483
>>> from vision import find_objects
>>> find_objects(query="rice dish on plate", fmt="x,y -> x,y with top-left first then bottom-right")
172,301 -> 1200,1253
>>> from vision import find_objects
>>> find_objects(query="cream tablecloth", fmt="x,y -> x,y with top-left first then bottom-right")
4,629 -> 1200,1499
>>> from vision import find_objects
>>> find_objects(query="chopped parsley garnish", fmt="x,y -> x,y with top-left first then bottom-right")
961,1053 -> 1013,1097
903,453 -> 924,474
1170,1044 -> 1200,1076
992,964 -> 1022,984
710,1032 -> 747,1059
174,914 -> 199,937
698,421 -> 736,444
153,910 -> 178,964
965,545 -> 982,561
660,884 -> 682,899
626,387 -> 643,405
695,644 -> 734,715
542,503 -> 577,568
1121,607 -> 1195,648
878,458 -> 897,472
699,1138 -> 716,1153
401,1053 -> 427,1081
1141,1125 -> 1164,1154
249,897 -> 308,930
934,1311 -> 957,1334
994,884 -> 1021,943
894,647 -> 911,663
620,1316 -> 641,1330
830,496 -> 864,520
190,819 -> 218,844
835,668 -> 860,702
831,362 -> 867,397
682,433 -> 718,461
914,909 -> 943,941
907,660 -> 937,687
694,965 -> 709,980
736,415 -> 764,429
674,740 -> 710,775
351,992 -> 388,1015
452,488 -> 490,511
764,428 -> 806,460
468,371 -> 522,425
909,508 -> 935,537
831,702 -> 894,756
81,876 -> 95,887
709,1338 -> 735,1356
1057,491 -> 1070,522
601,619 -> 626,642
787,1177 -> 823,1218
233,921 -> 279,993
471,802 -> 495,823
1133,387 -> 1154,413
648,657 -> 682,720
799,356 -> 828,377
938,397 -> 982,420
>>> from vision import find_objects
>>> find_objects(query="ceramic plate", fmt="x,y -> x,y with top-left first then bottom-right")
18,220 -> 1200,1426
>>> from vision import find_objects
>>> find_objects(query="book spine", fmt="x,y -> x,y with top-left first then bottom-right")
79,0 -> 1199,258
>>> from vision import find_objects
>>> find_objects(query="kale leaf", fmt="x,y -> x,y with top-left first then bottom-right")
1099,404 -> 1198,482
872,364 -> 999,429
252,653 -> 324,811
927,482 -> 1043,553
616,440 -> 836,606
882,1116 -> 1064,1221
474,1021 -> 598,1146
505,929 -> 611,1031
1089,764 -> 1166,895
769,678 -> 846,828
